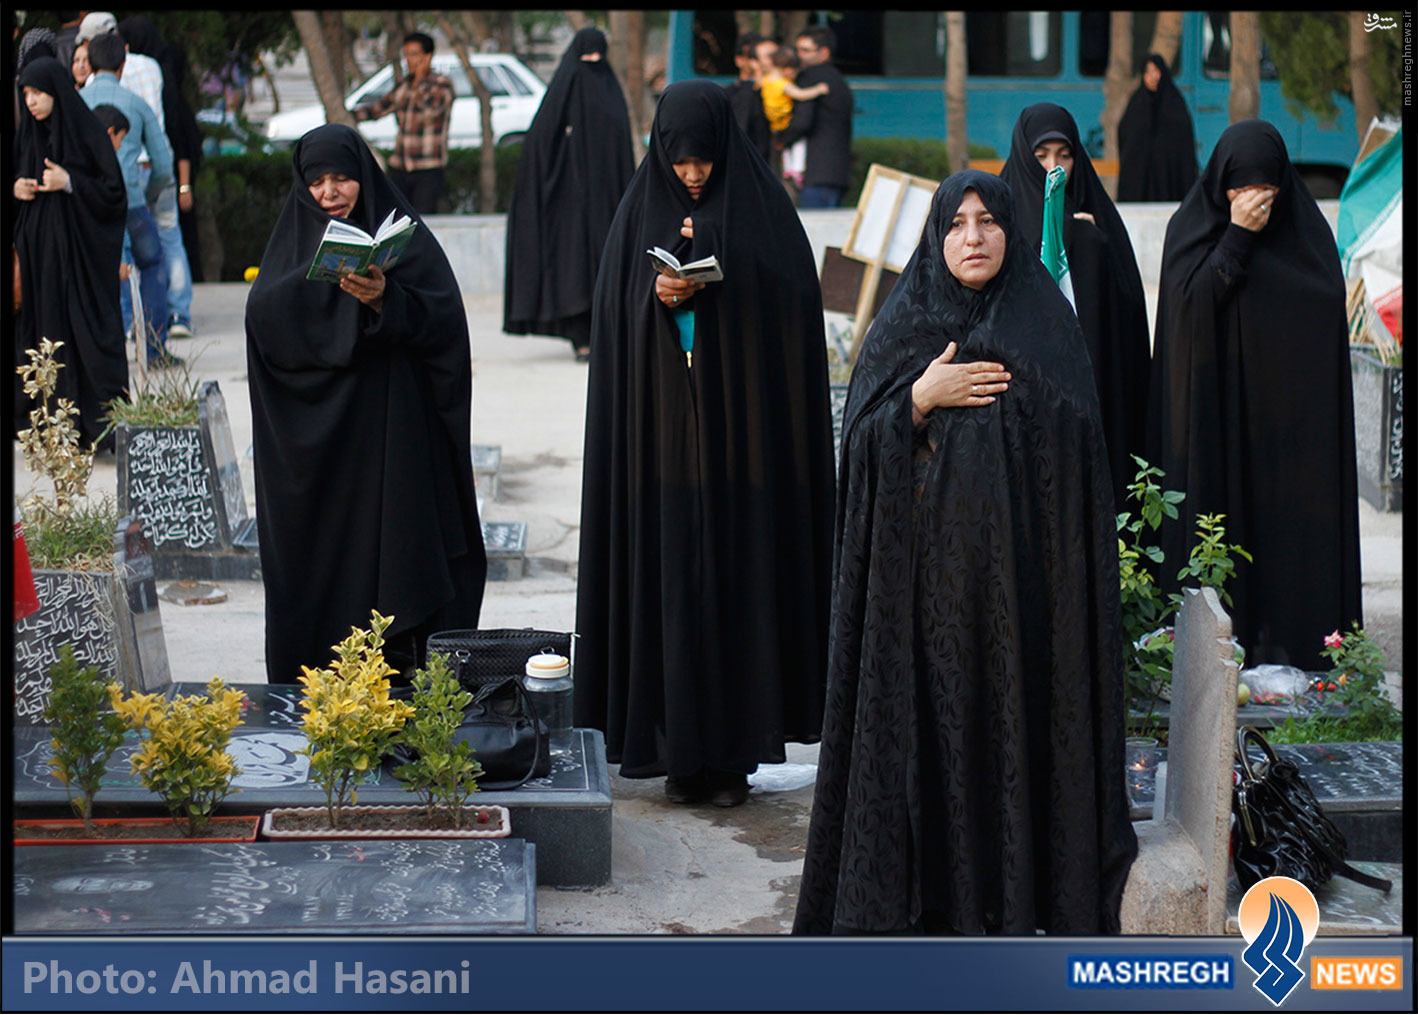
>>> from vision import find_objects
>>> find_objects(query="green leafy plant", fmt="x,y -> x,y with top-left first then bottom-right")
1116,456 -> 1185,724
100,358 -> 200,434
297,611 -> 416,828
110,677 -> 248,836
41,644 -> 127,836
1174,513 -> 1253,610
393,652 -> 485,827
1271,626 -> 1403,743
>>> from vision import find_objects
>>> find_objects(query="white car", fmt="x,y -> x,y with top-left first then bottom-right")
264,53 -> 546,149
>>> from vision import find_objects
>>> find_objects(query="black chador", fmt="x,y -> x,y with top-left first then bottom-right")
574,81 -> 835,782
1117,53 -> 1198,202
794,172 -> 1136,935
13,57 -> 128,447
502,28 -> 633,353
1148,120 -> 1361,671
245,125 -> 486,684
999,102 -> 1152,508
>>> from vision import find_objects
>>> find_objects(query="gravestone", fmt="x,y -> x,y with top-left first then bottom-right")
12,518 -> 171,724
1349,350 -> 1403,511
116,381 -> 259,581
472,443 -> 502,502
482,521 -> 527,581
13,839 -> 536,933
830,382 -> 850,464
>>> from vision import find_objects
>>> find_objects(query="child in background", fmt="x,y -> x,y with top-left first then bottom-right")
91,104 -> 133,283
760,47 -> 828,190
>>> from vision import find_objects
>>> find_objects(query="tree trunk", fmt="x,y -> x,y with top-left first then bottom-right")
344,26 -> 364,89
778,11 -> 810,47
1348,11 -> 1378,142
759,12 -> 774,39
565,11 -> 588,33
1100,12 -> 1134,169
254,53 -> 280,115
626,11 -> 648,165
448,12 -> 498,213
734,12 -> 756,39
1228,12 -> 1260,123
294,11 -> 357,128
319,11 -> 348,92
1146,11 -> 1183,69
381,11 -> 403,80
944,12 -> 968,173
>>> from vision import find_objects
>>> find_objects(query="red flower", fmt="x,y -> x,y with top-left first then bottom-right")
1323,630 -> 1344,649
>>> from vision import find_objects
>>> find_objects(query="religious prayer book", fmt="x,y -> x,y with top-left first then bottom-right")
647,246 -> 724,283
306,209 -> 417,283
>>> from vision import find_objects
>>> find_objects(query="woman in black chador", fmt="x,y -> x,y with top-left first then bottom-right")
503,27 -> 633,360
245,124 -> 487,684
1117,54 -> 1198,202
1148,120 -> 1360,672
1000,102 -> 1151,507
575,81 -> 834,809
794,171 -> 1137,935
13,56 -> 128,449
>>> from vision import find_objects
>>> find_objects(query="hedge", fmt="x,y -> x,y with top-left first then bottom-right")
196,137 -> 998,281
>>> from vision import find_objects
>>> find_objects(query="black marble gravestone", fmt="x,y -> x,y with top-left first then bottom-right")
12,570 -> 121,726
112,514 -> 170,692
482,521 -> 527,581
13,839 -> 536,933
117,381 -> 259,581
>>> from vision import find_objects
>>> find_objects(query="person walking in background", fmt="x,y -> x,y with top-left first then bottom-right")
351,32 -> 454,215
245,124 -> 487,685
999,103 -> 1151,509
723,32 -> 771,164
13,57 -> 129,451
1148,120 -> 1361,672
80,30 -> 178,367
775,25 -> 852,208
119,15 -> 202,337
576,81 -> 835,809
503,27 -> 633,361
794,171 -> 1136,935
1116,54 -> 1198,202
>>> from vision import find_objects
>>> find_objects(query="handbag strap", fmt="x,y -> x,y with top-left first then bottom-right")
470,677 -> 548,792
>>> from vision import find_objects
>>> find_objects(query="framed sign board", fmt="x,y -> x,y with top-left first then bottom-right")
842,164 -> 940,273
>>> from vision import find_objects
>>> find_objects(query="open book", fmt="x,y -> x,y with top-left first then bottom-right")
647,246 -> 723,283
306,209 -> 417,283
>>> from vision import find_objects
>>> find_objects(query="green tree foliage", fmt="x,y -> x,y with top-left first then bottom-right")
1260,11 -> 1404,125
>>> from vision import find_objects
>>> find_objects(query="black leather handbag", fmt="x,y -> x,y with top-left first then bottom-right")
1232,726 -> 1391,893
392,677 -> 549,791
427,628 -> 572,689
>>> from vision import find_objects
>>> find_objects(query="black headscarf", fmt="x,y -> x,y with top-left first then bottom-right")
999,102 -> 1151,506
18,28 -> 57,70
1148,120 -> 1360,670
13,56 -> 129,447
245,124 -> 486,683
1117,54 -> 1198,202
574,80 -> 834,779
794,171 -> 1136,935
502,27 -> 633,343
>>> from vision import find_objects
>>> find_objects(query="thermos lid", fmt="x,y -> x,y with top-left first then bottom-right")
525,652 -> 570,680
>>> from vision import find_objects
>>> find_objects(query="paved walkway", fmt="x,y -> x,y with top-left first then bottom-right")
12,279 -> 1403,933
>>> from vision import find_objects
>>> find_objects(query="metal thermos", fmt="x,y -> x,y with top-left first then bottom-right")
523,653 -> 573,755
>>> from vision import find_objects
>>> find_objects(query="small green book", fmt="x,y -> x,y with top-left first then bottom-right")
306,209 -> 417,283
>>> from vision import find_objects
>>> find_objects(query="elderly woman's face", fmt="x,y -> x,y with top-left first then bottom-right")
307,171 -> 360,218
942,189 -> 1006,290
672,157 -> 713,200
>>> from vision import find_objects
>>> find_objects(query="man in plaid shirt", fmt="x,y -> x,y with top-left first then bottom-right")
352,32 -> 454,214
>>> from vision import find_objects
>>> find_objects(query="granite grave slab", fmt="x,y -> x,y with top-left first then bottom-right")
472,443 -> 502,502
482,520 -> 527,581
13,839 -> 536,934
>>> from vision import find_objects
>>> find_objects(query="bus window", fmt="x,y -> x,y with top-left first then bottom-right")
1078,11 -> 1110,77
1203,12 -> 1279,80
965,12 -> 1061,77
881,11 -> 944,76
691,9 -> 737,76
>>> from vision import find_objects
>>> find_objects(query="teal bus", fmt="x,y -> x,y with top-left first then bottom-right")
666,11 -> 1358,196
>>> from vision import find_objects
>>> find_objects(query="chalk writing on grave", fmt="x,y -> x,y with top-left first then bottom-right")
228,732 -> 312,787
125,427 -> 219,550
13,571 -> 120,724
1388,371 -> 1403,481
481,521 -> 526,552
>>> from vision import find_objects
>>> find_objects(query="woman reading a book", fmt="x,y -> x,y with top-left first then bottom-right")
793,171 -> 1136,934
245,123 -> 487,684
575,80 -> 835,808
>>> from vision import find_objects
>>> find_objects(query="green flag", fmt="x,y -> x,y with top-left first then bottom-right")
1040,165 -> 1075,310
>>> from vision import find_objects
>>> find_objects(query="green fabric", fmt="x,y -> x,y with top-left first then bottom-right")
1040,164 -> 1070,285
1337,126 -> 1402,272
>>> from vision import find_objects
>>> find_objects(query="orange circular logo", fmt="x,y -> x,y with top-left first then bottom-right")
1238,876 -> 1319,947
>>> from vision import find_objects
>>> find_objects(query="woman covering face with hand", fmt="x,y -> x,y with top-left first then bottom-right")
245,124 -> 487,685
1148,119 -> 1360,672
12,56 -> 128,450
576,80 -> 835,809
794,171 -> 1136,936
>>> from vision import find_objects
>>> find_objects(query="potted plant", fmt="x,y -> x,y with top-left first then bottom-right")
391,651 -> 490,829
14,340 -> 169,723
107,677 -> 254,838
1268,626 -> 1404,744
262,613 -> 509,839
